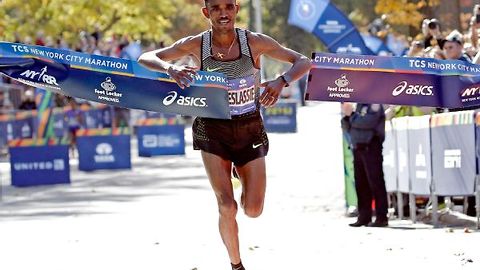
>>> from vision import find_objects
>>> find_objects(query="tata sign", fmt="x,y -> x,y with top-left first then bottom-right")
77,135 -> 131,171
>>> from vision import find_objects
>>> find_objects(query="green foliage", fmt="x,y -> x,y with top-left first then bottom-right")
0,0 -> 188,44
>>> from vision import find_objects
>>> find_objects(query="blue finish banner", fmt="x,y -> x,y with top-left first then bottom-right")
77,135 -> 131,171
0,42 -> 231,119
307,52 -> 480,109
261,101 -> 297,133
137,125 -> 186,157
288,0 -> 372,54
9,145 -> 70,187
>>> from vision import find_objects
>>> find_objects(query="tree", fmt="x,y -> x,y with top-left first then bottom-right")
375,0 -> 440,29
0,0 -> 182,44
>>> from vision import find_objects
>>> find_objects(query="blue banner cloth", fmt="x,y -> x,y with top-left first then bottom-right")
307,52 -> 480,109
288,0 -> 373,55
0,42 -> 231,119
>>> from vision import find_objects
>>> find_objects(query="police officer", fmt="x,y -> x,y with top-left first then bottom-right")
341,103 -> 389,227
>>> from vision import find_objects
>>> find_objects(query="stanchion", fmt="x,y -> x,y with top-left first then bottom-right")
397,191 -> 404,220
432,193 -> 439,228
409,193 -> 416,223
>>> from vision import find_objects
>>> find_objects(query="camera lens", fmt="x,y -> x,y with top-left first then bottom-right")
428,21 -> 437,29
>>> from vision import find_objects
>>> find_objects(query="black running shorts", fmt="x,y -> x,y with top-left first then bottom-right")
192,112 -> 269,166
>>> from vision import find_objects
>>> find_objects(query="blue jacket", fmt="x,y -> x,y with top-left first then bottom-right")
342,103 -> 385,147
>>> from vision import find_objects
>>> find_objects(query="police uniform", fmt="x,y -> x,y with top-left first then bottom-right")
192,28 -> 269,166
342,103 -> 388,225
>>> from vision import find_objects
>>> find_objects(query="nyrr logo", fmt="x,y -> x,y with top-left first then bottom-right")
163,91 -> 208,107
20,66 -> 59,86
296,0 -> 316,20
94,143 -> 115,163
461,87 -> 480,97
392,81 -> 434,97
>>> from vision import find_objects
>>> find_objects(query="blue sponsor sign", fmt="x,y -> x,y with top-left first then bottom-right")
9,145 -> 70,187
13,117 -> 34,139
407,115 -> 432,196
77,135 -> 131,171
52,110 -> 67,137
382,121 -> 397,192
431,112 -> 476,196
82,109 -> 103,129
137,125 -> 185,157
262,101 -> 297,133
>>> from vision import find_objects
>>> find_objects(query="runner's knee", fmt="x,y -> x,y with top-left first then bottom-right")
244,201 -> 263,218
218,199 -> 238,218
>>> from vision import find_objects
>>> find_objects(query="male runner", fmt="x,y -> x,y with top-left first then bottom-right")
138,0 -> 311,269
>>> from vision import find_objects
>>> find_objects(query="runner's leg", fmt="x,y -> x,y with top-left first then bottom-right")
235,157 -> 266,218
201,151 -> 241,264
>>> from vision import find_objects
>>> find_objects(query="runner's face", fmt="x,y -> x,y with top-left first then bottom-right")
202,0 -> 239,32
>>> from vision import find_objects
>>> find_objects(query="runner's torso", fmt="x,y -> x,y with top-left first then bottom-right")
201,28 -> 260,119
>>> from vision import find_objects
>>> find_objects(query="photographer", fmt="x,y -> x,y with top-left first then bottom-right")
470,4 -> 480,50
422,18 -> 444,49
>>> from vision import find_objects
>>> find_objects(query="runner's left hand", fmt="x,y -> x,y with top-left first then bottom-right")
259,78 -> 285,107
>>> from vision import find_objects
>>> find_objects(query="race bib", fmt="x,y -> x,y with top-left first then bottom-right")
227,76 -> 257,116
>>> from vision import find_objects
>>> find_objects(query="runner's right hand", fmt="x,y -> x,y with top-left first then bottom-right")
167,65 -> 198,89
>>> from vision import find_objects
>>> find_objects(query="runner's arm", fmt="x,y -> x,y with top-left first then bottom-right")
249,33 -> 311,106
138,36 -> 200,89
255,33 -> 311,84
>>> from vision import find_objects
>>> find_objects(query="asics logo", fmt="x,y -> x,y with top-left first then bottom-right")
163,91 -> 178,106
163,91 -> 208,108
392,81 -> 434,97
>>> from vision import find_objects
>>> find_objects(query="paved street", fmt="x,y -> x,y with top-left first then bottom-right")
0,102 -> 479,270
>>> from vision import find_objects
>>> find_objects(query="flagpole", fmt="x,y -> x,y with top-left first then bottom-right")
252,0 -> 265,80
